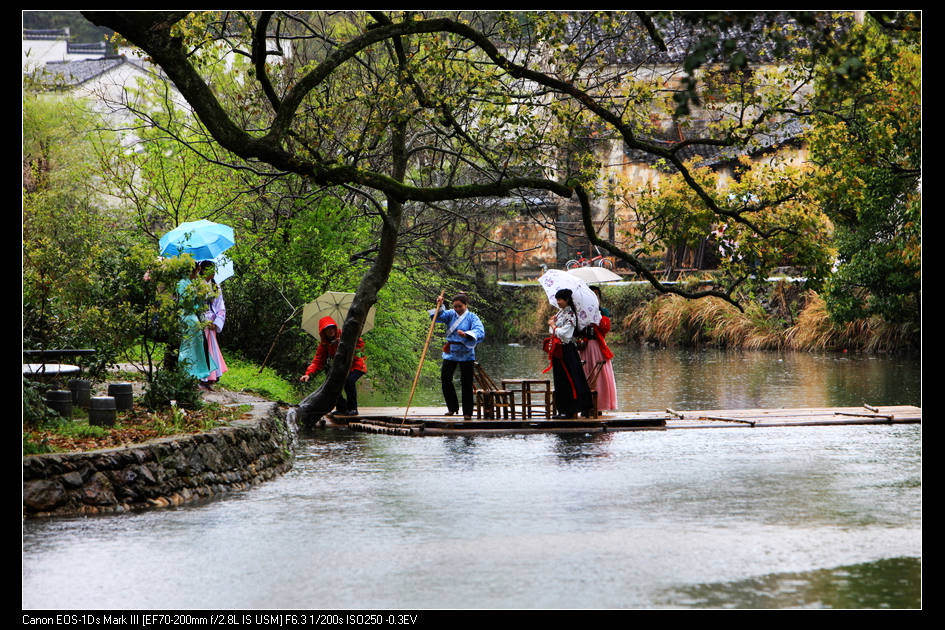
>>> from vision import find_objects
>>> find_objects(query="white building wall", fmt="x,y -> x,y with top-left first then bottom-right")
23,39 -> 68,71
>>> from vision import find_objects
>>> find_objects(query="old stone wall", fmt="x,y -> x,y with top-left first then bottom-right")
23,403 -> 298,519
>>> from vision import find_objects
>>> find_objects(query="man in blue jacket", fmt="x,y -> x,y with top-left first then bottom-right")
429,292 -> 485,419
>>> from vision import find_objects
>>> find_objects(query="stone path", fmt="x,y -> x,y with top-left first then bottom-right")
106,363 -> 273,408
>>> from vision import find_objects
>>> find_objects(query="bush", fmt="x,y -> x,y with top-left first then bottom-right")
141,365 -> 203,410
23,378 -> 58,429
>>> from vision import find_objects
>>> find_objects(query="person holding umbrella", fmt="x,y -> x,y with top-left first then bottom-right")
546,288 -> 593,419
429,292 -> 485,419
160,219 -> 236,389
299,317 -> 367,417
199,260 -> 228,390
176,261 -> 220,385
577,285 -> 617,412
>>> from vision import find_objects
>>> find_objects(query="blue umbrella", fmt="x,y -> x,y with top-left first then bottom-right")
159,220 -> 235,260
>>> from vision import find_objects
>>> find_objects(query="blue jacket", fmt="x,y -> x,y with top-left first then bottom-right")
429,308 -> 485,362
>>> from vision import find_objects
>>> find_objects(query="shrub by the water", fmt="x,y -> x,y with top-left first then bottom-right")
142,366 -> 203,410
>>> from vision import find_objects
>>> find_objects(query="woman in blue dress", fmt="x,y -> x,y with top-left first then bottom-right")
429,292 -> 486,419
176,263 -> 218,382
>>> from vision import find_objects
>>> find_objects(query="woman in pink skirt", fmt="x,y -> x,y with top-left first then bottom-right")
198,261 -> 228,390
578,286 -> 618,412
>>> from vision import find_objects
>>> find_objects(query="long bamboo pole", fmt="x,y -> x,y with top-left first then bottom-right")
403,290 -> 445,422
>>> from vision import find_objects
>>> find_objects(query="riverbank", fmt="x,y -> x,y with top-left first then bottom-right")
485,279 -> 919,354
23,379 -> 299,519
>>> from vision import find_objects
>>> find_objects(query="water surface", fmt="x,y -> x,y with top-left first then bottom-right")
22,346 -> 921,610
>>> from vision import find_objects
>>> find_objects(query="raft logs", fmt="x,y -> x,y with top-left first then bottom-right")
346,416 -> 667,436
348,421 -> 419,436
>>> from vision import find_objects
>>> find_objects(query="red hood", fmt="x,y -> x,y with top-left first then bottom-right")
318,316 -> 339,341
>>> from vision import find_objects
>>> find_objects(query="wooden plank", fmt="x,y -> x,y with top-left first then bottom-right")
346,405 -> 920,436
699,415 -> 756,427
834,411 -> 894,420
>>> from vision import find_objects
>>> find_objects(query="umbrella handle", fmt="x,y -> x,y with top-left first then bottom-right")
403,290 -> 445,423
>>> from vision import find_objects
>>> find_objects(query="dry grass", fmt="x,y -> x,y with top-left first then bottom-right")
624,290 -> 915,353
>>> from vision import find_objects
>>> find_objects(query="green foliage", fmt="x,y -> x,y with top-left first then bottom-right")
141,366 -> 204,410
23,379 -> 58,429
808,18 -> 920,327
45,420 -> 109,439
23,436 -> 57,456
613,155 -> 834,301
361,272 -> 442,391
23,94 -> 126,376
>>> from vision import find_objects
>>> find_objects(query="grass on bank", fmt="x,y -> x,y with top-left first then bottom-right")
218,355 -> 303,404
24,402 -> 253,455
25,349 -> 295,455
116,346 -> 303,404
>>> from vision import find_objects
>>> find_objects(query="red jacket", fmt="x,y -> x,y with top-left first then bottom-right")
589,315 -> 615,361
304,316 -> 367,376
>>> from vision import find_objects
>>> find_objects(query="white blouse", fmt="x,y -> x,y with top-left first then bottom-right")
550,307 -> 577,343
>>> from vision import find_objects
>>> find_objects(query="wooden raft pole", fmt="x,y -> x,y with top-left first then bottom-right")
403,290 -> 445,423
699,415 -> 757,427
834,411 -> 894,421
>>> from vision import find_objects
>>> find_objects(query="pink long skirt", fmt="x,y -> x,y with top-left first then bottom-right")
579,339 -> 618,411
204,328 -> 228,382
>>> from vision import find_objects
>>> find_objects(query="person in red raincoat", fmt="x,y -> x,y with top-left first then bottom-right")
299,316 -> 367,416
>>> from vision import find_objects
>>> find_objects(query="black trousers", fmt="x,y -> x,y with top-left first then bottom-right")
552,343 -> 592,417
335,369 -> 364,413
441,359 -> 474,417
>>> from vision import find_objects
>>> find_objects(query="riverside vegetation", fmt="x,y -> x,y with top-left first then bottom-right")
23,274 -> 915,457
504,276 -> 917,354
24,12 -> 919,447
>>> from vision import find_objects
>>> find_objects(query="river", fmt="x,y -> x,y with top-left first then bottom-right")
22,345 -> 921,610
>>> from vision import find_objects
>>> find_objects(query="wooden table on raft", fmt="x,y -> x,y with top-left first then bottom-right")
335,404 -> 921,437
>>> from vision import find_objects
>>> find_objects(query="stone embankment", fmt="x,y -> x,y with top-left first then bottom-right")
23,389 -> 299,519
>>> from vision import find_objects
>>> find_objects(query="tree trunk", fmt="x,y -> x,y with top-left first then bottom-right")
295,118 -> 409,427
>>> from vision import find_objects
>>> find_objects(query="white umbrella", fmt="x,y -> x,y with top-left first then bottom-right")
538,269 -> 601,328
301,291 -> 376,338
567,266 -> 622,284
199,252 -> 234,283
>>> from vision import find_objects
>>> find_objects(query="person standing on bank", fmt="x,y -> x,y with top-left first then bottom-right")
177,262 -> 219,386
430,292 -> 485,419
299,316 -> 367,417
547,288 -> 593,419
578,285 -> 617,412
200,261 -> 228,391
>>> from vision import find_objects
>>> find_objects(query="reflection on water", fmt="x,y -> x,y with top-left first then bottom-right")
360,345 -> 921,410
661,557 -> 921,609
22,348 -> 921,610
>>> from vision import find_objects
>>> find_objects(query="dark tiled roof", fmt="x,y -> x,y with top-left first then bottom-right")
67,42 -> 109,54
23,28 -> 69,40
39,56 -> 127,86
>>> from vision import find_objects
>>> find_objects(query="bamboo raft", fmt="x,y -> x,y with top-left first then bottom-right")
319,404 -> 921,437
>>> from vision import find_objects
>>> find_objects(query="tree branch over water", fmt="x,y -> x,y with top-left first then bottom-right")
82,10 -> 860,421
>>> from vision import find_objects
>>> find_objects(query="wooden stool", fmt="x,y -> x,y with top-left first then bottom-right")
501,378 -> 552,419
473,363 -> 516,419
